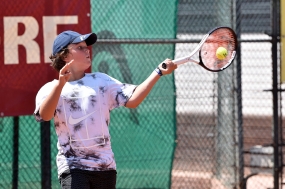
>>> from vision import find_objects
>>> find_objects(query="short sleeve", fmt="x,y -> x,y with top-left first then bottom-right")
34,81 -> 56,122
105,75 -> 137,110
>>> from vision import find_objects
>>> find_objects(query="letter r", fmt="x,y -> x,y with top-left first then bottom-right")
4,16 -> 40,64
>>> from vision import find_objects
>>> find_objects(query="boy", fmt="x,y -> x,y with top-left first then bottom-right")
34,30 -> 177,189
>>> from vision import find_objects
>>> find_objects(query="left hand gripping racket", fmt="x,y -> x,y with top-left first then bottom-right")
163,26 -> 238,72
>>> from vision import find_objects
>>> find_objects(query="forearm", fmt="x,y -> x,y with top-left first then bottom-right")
39,82 -> 64,121
125,71 -> 160,108
125,59 -> 177,108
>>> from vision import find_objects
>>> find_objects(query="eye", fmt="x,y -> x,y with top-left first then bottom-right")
77,46 -> 88,51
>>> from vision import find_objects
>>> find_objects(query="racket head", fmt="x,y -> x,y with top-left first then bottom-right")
199,26 -> 238,72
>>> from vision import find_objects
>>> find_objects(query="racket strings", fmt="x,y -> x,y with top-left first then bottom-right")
200,28 -> 237,71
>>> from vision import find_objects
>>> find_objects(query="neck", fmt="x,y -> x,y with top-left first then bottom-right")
68,72 -> 85,82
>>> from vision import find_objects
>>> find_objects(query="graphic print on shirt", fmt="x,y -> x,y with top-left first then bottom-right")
61,84 -> 107,149
68,111 -> 95,125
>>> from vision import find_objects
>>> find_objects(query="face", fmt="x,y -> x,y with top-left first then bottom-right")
65,41 -> 91,72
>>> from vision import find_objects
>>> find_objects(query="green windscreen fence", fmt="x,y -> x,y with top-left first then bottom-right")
0,1 -> 178,189
0,116 -> 42,189
91,1 -> 178,188
0,117 -> 13,188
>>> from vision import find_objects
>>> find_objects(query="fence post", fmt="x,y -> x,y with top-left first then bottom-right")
272,0 -> 280,188
215,0 -> 236,187
12,116 -> 19,189
41,121 -> 51,189
235,0 -> 244,188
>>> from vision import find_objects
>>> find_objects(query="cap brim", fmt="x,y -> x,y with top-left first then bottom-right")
72,33 -> 97,46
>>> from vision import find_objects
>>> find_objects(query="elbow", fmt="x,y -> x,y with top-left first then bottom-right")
128,104 -> 139,109
125,101 -> 140,109
39,110 -> 53,121
41,115 -> 53,121
43,117 -> 52,122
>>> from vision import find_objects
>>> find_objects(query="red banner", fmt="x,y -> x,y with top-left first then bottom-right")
0,0 -> 92,116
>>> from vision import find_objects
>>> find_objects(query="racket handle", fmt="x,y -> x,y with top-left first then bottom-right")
172,57 -> 191,65
162,56 -> 194,69
162,58 -> 188,69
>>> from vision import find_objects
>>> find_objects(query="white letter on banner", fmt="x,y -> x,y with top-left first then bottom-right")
4,16 -> 40,64
43,16 -> 78,63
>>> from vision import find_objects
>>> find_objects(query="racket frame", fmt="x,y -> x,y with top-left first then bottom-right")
173,26 -> 238,72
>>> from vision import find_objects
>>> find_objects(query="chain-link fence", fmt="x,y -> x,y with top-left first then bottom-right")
0,0 -> 283,189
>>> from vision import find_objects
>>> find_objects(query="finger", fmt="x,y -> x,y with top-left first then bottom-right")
60,60 -> 74,74
174,63 -> 178,69
67,59 -> 74,64
63,59 -> 74,70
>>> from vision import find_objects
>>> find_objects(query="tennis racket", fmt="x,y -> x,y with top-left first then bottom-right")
163,26 -> 238,72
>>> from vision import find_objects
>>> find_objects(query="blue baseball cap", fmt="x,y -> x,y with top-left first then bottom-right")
52,30 -> 97,55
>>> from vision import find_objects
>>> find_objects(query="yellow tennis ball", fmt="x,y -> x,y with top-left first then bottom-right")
216,47 -> 228,60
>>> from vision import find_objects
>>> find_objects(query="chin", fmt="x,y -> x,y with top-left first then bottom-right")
86,59 -> 92,64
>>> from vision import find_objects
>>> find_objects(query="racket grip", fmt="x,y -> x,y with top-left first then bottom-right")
172,57 -> 189,65
162,56 -> 191,69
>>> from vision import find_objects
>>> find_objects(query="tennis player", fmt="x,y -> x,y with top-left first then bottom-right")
34,30 -> 177,189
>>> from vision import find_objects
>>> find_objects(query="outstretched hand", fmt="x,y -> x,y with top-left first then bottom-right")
158,59 -> 177,75
59,60 -> 73,86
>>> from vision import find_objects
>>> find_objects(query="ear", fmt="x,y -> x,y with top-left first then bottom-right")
63,55 -> 71,62
62,48 -> 71,61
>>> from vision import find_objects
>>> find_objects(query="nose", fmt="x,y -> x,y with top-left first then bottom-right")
84,48 -> 90,57
84,47 -> 90,52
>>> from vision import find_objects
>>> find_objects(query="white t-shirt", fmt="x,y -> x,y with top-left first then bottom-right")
34,72 -> 137,177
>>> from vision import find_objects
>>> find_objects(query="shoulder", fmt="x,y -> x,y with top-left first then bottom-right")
85,72 -> 115,81
38,80 -> 58,91
35,80 -> 58,99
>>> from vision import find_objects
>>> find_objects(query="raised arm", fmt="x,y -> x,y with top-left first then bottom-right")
125,59 -> 177,108
39,61 -> 73,121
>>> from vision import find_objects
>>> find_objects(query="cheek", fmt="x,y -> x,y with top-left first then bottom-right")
74,52 -> 86,59
68,53 -> 82,61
